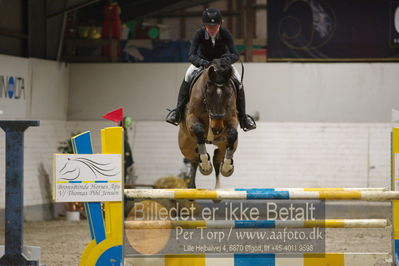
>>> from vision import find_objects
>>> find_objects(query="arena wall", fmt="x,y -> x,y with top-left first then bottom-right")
1,57 -> 399,221
69,63 -> 399,122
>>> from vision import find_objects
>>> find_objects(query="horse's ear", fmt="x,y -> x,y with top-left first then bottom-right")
208,66 -> 216,81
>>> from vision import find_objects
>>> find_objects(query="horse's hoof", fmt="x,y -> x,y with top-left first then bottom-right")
220,158 -> 234,177
199,164 -> 213,175
199,153 -> 213,175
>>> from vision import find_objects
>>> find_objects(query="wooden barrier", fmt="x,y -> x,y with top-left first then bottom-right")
125,219 -> 388,229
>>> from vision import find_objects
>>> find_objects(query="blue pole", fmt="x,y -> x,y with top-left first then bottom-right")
0,120 -> 39,266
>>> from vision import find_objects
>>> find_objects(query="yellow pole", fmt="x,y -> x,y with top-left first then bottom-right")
84,127 -> 124,265
392,128 -> 399,265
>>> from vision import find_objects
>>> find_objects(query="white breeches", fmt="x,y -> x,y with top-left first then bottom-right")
184,64 -> 241,82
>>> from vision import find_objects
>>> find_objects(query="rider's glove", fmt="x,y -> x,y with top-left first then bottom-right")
220,57 -> 230,65
201,60 -> 211,68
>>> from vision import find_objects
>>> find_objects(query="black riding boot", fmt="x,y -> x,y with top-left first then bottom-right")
166,80 -> 190,126
236,86 -> 256,131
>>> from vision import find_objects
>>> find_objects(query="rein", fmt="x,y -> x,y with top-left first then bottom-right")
239,58 -> 244,85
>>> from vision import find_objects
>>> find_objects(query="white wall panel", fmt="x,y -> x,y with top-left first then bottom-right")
29,59 -> 69,120
0,55 -> 69,120
69,63 -> 399,122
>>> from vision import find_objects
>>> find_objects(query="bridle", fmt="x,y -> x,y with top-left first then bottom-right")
203,80 -> 228,120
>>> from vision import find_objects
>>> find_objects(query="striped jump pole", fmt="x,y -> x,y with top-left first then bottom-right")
225,188 -> 387,191
125,219 -> 387,229
124,189 -> 399,201
127,253 -> 391,266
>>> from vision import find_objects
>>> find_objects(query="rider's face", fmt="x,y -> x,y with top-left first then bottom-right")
205,24 -> 221,36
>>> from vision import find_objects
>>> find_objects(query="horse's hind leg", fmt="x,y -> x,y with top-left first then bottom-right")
213,148 -> 224,189
188,162 -> 198,188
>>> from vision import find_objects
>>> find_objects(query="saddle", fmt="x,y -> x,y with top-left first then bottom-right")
188,69 -> 204,98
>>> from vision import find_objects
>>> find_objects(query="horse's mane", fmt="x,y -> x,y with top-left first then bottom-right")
202,59 -> 233,86
190,59 -> 234,103
209,58 -> 231,74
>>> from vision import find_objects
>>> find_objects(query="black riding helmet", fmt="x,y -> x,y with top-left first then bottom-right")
202,8 -> 222,26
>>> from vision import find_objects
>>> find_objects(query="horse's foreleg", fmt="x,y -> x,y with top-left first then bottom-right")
220,126 -> 237,177
192,123 -> 213,175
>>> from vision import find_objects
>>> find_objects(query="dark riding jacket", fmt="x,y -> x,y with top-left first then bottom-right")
188,27 -> 239,68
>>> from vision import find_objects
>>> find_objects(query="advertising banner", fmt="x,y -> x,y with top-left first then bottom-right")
0,55 -> 29,117
268,0 -> 399,61
53,154 -> 123,202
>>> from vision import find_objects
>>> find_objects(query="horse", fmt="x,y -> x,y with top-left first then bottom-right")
178,59 -> 239,189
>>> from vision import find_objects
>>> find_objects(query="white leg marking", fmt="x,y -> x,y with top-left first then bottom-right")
220,158 -> 234,177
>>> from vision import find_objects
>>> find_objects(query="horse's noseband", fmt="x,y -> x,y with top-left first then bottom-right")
209,112 -> 225,120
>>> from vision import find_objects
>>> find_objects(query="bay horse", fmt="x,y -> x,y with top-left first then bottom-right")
178,59 -> 238,188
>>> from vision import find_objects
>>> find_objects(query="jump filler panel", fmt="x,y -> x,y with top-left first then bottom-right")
53,153 -> 122,202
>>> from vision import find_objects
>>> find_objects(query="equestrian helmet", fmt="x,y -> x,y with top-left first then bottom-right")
202,8 -> 222,25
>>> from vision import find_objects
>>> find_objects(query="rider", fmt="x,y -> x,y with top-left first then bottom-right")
166,8 -> 256,131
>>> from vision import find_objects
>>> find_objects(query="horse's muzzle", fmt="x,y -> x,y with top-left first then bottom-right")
210,118 -> 224,136
212,127 -> 223,135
